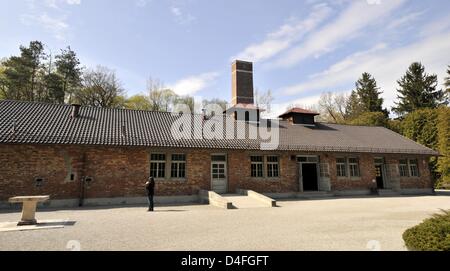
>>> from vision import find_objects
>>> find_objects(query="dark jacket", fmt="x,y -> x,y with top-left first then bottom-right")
146,178 -> 155,196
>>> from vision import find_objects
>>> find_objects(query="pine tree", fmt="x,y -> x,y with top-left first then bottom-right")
345,90 -> 362,119
444,65 -> 450,104
355,72 -> 384,113
393,62 -> 445,116
55,47 -> 82,103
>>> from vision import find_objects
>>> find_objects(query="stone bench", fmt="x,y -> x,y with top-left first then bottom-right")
9,196 -> 50,226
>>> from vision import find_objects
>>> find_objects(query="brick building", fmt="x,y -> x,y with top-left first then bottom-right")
0,60 -> 438,207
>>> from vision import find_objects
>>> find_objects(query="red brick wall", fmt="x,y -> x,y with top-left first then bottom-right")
0,144 -> 434,201
228,151 -> 299,193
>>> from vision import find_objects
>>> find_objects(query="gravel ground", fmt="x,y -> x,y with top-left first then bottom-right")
0,195 -> 449,251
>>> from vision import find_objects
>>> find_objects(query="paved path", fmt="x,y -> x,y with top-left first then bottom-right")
0,195 -> 449,251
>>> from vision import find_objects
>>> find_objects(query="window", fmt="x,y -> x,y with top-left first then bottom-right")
212,163 -> 226,179
150,153 -> 166,178
409,159 -> 419,177
251,156 -> 264,178
171,154 -> 186,178
348,158 -> 360,177
374,158 -> 385,165
267,156 -> 279,178
211,155 -> 226,162
399,159 -> 409,177
336,158 -> 347,177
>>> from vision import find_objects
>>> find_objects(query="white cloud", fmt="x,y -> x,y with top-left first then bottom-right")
169,72 -> 219,96
21,13 -> 69,41
387,10 -> 424,29
44,0 -> 81,9
170,3 -> 196,25
271,0 -> 406,68
231,3 -> 332,63
281,30 -> 450,109
135,0 -> 151,8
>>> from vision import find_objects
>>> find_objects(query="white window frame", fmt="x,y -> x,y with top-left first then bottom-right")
348,157 -> 360,178
336,158 -> 347,178
150,153 -> 166,179
250,155 -> 264,178
408,159 -> 420,177
266,156 -> 280,178
170,154 -> 186,179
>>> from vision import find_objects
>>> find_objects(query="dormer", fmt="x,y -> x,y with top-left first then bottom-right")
279,107 -> 319,126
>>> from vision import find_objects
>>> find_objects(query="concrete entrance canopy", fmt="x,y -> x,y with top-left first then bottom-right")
8,196 -> 50,226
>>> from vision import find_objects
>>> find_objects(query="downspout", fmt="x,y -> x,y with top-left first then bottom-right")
79,152 -> 87,207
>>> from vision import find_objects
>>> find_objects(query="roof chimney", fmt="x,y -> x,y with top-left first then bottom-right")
232,60 -> 254,105
71,104 -> 81,118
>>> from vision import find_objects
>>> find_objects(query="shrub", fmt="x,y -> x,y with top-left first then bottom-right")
403,210 -> 450,251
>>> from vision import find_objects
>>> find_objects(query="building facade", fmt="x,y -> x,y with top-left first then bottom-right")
0,61 -> 438,207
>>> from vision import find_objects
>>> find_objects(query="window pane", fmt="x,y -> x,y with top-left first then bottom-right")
273,164 -> 279,177
179,163 -> 186,178
172,154 -> 186,161
337,158 -> 346,164
337,164 -> 346,177
212,155 -> 226,162
267,156 -> 278,162
348,158 -> 358,164
399,165 -> 409,177
257,164 -> 263,177
151,153 -> 166,161
297,157 -> 307,162
171,163 -> 178,178
158,162 -> 165,178
251,156 -> 263,162
307,157 -> 319,163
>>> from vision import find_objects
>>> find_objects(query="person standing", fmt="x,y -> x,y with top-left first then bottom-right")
146,177 -> 155,212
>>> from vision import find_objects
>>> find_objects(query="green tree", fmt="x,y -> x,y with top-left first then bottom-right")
0,61 -> 8,99
400,108 -> 450,185
444,65 -> 450,103
42,73 -> 65,103
125,94 -> 153,111
1,41 -> 46,101
175,95 -> 195,112
355,73 -> 386,113
345,90 -> 363,120
436,106 -> 450,187
74,66 -> 125,108
55,47 -> 82,103
146,78 -> 177,112
317,92 -> 348,123
393,62 -> 445,116
349,112 -> 388,127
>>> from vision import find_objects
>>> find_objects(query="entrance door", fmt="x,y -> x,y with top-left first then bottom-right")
302,164 -> 318,191
375,165 -> 384,189
211,155 -> 227,194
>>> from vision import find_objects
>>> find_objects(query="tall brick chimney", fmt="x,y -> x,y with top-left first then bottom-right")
231,60 -> 254,105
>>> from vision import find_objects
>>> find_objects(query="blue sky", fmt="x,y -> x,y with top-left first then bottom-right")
1,0 -> 449,114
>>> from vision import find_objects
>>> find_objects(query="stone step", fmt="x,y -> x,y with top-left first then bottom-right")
296,191 -> 334,199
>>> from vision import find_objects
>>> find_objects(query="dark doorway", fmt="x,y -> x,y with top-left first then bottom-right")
302,164 -> 318,191
375,165 -> 384,189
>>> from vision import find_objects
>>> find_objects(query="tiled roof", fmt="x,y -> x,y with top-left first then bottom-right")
0,100 -> 438,155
